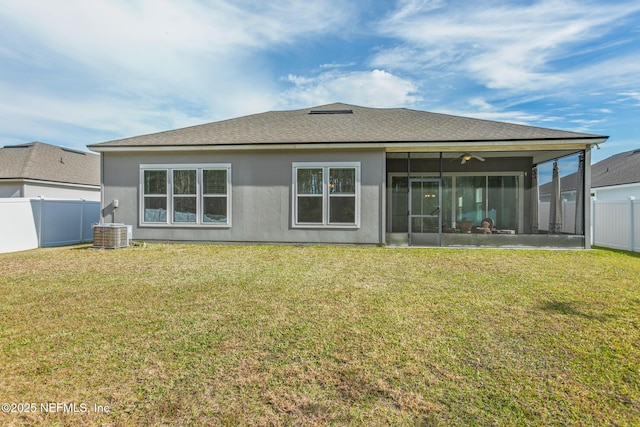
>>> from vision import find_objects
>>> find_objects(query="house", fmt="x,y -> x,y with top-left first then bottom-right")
0,142 -> 101,253
88,103 -> 607,248
589,148 -> 640,252
539,148 -> 640,201
534,148 -> 640,250
590,148 -> 640,201
0,142 -> 100,200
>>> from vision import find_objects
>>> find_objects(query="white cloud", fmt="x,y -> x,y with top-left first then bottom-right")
319,62 -> 357,69
0,0 -> 352,57
453,110 -> 547,126
0,0 -> 637,152
279,69 -> 421,109
388,0 -> 447,21
0,0 -> 354,98
618,92 -> 640,106
374,0 -> 640,92
0,80 -> 208,145
452,104 -> 607,134
439,96 -> 566,127
565,57 -> 640,93
467,97 -> 493,111
0,0 -> 357,146
366,0 -> 640,139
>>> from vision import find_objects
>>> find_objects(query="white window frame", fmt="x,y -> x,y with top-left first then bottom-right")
139,163 -> 231,227
292,162 -> 361,228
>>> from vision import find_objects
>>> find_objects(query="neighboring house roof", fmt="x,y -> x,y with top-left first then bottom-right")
89,103 -> 606,149
538,148 -> 640,194
539,172 -> 580,196
591,148 -> 640,188
0,141 -> 100,186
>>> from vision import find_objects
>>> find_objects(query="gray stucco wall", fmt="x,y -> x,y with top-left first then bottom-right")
101,149 -> 385,244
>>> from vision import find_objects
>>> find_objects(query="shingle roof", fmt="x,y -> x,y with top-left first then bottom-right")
538,148 -> 640,194
591,148 -> 640,188
0,142 -> 100,186
89,103 -> 606,148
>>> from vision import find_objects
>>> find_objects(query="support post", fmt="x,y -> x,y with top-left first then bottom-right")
584,149 -> 592,248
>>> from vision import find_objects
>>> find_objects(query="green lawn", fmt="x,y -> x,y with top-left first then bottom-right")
1,244 -> 638,426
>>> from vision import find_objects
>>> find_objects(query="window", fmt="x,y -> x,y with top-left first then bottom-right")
173,169 -> 197,223
447,174 -> 521,232
293,162 -> 360,227
388,173 -> 522,233
143,170 -> 168,222
140,164 -> 231,226
202,169 -> 228,223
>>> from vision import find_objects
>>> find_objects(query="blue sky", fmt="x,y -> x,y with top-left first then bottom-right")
1,0 -> 639,165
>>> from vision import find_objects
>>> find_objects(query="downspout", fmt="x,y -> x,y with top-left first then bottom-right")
100,153 -> 105,225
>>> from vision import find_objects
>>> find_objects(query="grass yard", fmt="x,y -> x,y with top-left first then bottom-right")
0,244 -> 639,426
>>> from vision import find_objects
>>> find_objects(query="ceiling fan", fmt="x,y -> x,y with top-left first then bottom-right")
453,153 -> 486,164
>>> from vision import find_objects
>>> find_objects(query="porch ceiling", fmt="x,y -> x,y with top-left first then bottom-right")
386,149 -> 581,162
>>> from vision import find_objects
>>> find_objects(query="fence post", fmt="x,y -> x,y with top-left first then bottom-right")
591,197 -> 596,246
630,197 -> 636,252
80,199 -> 85,242
37,197 -> 44,248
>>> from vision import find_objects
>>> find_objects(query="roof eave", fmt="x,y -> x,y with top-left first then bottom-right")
20,178 -> 101,189
593,181 -> 640,190
0,177 -> 99,187
89,136 -> 607,153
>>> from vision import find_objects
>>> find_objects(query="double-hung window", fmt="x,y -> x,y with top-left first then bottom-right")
173,169 -> 197,223
140,164 -> 231,226
293,162 -> 360,227
143,169 -> 168,223
202,169 -> 229,223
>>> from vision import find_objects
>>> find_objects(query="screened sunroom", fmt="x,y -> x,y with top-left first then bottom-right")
386,149 -> 590,248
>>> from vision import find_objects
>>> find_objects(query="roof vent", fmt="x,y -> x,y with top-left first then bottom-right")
308,109 -> 353,115
4,143 -> 32,149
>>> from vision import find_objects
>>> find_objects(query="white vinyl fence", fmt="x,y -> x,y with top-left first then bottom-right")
592,198 -> 640,252
537,200 -> 577,234
0,198 -> 99,254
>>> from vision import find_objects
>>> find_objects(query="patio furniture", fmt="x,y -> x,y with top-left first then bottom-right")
458,221 -> 474,233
